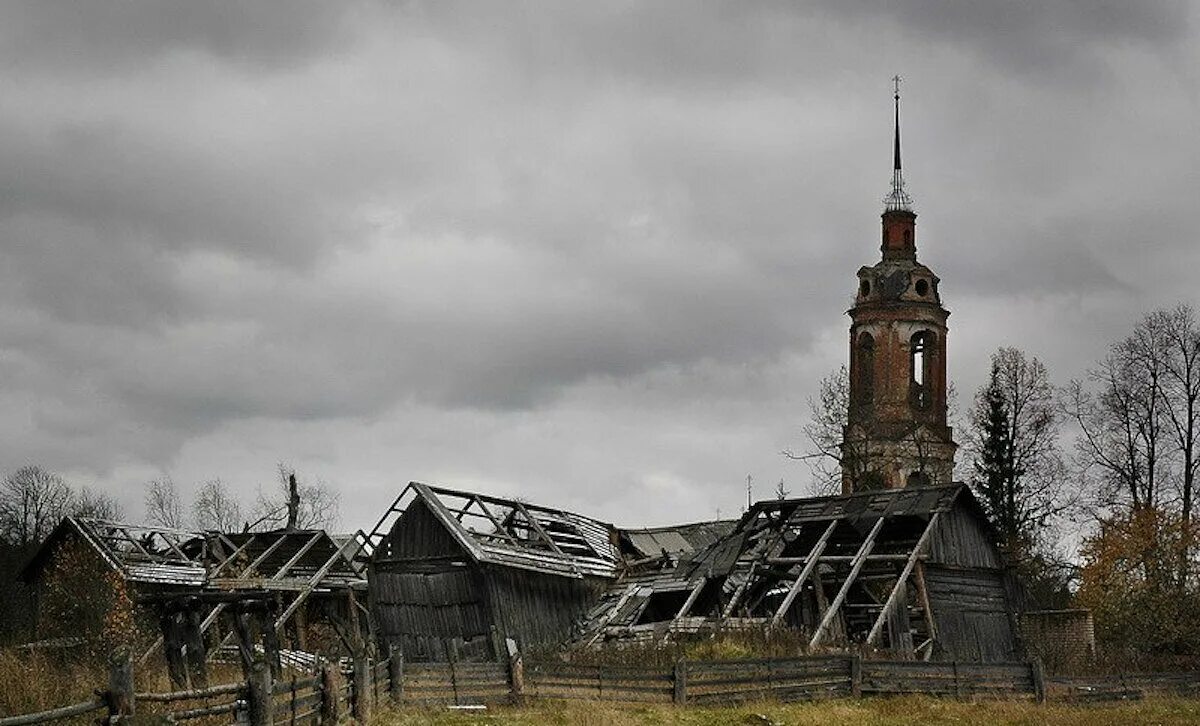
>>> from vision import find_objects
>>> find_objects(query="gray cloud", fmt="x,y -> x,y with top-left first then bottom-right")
0,2 -> 1195,527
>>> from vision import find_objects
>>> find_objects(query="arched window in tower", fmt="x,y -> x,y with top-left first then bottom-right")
910,331 -> 935,410
857,332 -> 875,405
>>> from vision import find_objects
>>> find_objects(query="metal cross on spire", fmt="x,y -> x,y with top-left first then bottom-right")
884,74 -> 913,212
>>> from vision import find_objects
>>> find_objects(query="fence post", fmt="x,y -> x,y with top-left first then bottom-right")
388,645 -> 404,703
106,648 -> 135,721
320,662 -> 341,725
353,651 -> 371,724
508,652 -> 525,705
1030,658 -> 1046,703
247,658 -> 274,726
673,660 -> 687,705
850,654 -> 862,698
952,660 -> 963,701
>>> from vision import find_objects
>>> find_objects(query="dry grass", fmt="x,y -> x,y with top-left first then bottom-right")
376,696 -> 1200,726
0,647 -> 246,718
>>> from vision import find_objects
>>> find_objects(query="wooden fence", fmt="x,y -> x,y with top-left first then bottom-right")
6,650 -> 1200,723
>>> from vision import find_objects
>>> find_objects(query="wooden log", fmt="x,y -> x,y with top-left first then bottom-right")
1030,658 -> 1046,703
352,652 -> 371,724
247,659 -> 274,726
673,660 -> 687,705
850,654 -> 862,698
0,699 -> 104,726
388,645 -> 404,702
320,663 -> 341,724
509,653 -> 525,704
107,648 -> 135,720
183,604 -> 209,688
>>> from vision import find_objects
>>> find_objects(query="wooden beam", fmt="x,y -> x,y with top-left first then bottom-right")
272,533 -> 363,632
808,516 -> 885,649
865,512 -> 940,647
770,519 -> 839,626
673,580 -> 707,621
272,532 -> 324,579
470,496 -> 520,545
720,564 -> 756,618
912,560 -> 938,659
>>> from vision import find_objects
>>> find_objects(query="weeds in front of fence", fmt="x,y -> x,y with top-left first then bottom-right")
378,695 -> 1200,726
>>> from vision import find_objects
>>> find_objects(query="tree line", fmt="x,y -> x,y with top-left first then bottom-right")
794,302 -> 1200,659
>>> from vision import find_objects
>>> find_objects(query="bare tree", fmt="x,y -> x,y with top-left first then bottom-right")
785,366 -> 867,494
1062,315 -> 1171,513
0,466 -> 74,546
249,463 -> 341,531
72,487 -> 123,521
1154,304 -> 1200,533
192,479 -> 242,532
144,476 -> 187,529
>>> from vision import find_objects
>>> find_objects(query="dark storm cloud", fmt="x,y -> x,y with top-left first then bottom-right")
0,2 -> 1195,525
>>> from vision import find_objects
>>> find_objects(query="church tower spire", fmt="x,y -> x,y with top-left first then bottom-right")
842,79 -> 957,493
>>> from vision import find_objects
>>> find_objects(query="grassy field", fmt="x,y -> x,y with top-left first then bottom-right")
377,696 -> 1200,726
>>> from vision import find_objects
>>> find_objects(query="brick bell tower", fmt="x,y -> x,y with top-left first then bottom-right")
842,80 -> 956,493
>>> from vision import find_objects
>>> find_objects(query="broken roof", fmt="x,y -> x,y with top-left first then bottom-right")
23,517 -> 210,587
369,482 -> 622,579
620,520 -> 737,559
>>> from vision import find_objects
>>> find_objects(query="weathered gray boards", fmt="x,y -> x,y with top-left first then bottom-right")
369,482 -> 1025,663
368,484 -> 616,661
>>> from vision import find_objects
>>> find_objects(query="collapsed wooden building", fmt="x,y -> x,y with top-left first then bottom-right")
368,482 -> 1025,663
20,516 -> 371,682
580,483 -> 1023,662
366,483 -> 622,661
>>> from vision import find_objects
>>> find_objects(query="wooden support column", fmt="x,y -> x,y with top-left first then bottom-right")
320,662 -> 342,724
809,516 -> 885,649
183,602 -> 209,687
247,659 -> 274,726
352,652 -> 371,724
771,519 -> 839,626
912,561 -> 938,660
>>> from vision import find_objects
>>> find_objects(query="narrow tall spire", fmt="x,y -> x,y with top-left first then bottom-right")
893,76 -> 902,172
884,75 -> 913,212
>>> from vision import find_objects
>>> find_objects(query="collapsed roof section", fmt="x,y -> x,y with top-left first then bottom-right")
576,485 -> 1017,661
368,482 -> 621,579
24,517 -> 210,587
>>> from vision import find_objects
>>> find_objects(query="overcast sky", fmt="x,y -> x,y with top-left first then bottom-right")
0,1 -> 1197,531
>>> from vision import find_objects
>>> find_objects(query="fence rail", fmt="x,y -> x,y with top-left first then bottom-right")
7,648 -> 1200,724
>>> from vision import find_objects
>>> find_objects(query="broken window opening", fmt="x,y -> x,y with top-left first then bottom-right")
910,331 -> 934,410
857,332 -> 875,405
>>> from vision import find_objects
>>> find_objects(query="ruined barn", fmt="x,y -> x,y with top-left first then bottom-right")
20,517 -> 370,666
367,483 -> 620,660
580,484 -> 1024,662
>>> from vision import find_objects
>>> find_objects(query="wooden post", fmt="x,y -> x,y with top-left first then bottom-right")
850,654 -> 862,698
183,601 -> 209,687
673,660 -> 687,705
352,652 -> 371,724
1030,658 -> 1046,703
106,648 -> 135,721
388,645 -> 404,702
952,660 -> 963,701
247,658 -> 274,726
320,662 -> 341,725
509,653 -> 525,704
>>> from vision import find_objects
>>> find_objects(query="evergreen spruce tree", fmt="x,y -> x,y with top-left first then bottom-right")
973,364 -> 1025,550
